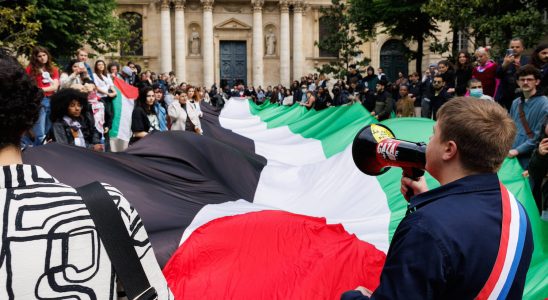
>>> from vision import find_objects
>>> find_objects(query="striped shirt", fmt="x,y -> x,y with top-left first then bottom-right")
0,164 -> 172,299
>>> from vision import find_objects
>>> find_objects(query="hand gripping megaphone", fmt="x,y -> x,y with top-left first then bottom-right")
352,124 -> 426,180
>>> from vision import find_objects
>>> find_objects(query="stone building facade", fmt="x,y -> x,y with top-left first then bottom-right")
115,0 -> 454,88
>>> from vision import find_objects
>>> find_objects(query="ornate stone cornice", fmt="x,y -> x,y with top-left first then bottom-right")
174,0 -> 185,10
252,0 -> 264,12
201,0 -> 214,11
279,0 -> 289,13
160,0 -> 170,9
293,1 -> 306,13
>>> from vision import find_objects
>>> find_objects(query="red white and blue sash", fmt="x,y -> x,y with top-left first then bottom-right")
476,183 -> 528,300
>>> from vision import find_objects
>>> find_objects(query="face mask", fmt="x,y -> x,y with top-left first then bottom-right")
301,89 -> 306,93
470,88 -> 483,98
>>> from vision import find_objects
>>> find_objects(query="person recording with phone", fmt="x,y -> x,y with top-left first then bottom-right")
496,38 -> 529,111
342,98 -> 533,300
60,59 -> 90,89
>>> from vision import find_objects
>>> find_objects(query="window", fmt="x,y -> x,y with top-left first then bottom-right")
457,30 -> 469,51
120,12 -> 143,56
318,16 -> 337,57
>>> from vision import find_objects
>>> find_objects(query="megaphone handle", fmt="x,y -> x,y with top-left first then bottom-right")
402,167 -> 425,200
405,187 -> 414,200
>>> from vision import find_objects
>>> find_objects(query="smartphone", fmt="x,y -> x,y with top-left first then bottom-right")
506,49 -> 515,56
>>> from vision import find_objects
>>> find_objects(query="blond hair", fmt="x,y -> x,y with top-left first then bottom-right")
437,98 -> 516,173
475,46 -> 491,58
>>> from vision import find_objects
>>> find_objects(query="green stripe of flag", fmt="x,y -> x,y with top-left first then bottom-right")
109,87 -> 122,138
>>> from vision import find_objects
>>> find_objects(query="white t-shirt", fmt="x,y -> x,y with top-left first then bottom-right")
0,164 -> 173,299
93,73 -> 114,98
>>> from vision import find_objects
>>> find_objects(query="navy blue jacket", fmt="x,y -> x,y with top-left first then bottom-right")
341,173 -> 533,300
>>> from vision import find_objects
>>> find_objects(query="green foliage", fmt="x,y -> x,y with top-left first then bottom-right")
348,0 -> 439,74
423,0 -> 547,57
17,0 -> 132,59
429,38 -> 450,55
0,4 -> 41,55
315,0 -> 368,79
119,12 -> 143,56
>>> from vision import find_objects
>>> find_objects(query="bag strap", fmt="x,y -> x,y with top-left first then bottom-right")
76,182 -> 158,300
518,101 -> 535,139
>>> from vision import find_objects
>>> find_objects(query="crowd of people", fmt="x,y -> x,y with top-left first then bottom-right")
19,40 -> 548,215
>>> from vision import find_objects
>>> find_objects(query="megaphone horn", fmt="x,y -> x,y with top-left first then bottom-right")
352,124 -> 426,180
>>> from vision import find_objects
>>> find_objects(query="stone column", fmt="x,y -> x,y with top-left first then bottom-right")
201,0 -> 215,88
174,0 -> 186,82
252,0 -> 264,87
160,0 -> 173,73
279,0 -> 290,87
292,1 -> 304,81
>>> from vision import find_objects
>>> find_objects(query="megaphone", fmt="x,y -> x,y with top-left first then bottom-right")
352,123 -> 426,180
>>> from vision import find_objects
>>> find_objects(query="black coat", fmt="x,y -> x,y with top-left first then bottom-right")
528,116 -> 548,214
495,55 -> 529,110
455,67 -> 473,96
49,113 -> 101,147
408,81 -> 423,107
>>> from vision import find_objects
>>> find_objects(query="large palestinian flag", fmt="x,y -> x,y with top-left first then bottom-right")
23,99 -> 547,299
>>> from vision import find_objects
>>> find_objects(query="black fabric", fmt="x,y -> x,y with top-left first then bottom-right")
23,127 -> 267,267
77,182 -> 157,300
132,106 -> 151,133
100,96 -> 114,130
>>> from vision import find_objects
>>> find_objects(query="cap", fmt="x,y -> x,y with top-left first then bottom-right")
122,66 -> 133,76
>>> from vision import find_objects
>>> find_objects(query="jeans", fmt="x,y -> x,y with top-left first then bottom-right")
32,97 -> 51,146
421,97 -> 432,119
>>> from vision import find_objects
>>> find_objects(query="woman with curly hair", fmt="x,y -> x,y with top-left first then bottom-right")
48,88 -> 102,150
25,46 -> 60,146
0,49 -> 42,150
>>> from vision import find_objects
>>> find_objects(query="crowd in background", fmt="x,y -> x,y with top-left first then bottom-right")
21,40 -> 548,215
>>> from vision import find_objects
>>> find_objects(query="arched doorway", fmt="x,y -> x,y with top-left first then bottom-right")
380,40 -> 408,83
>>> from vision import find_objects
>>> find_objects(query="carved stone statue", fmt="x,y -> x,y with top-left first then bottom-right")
190,27 -> 200,55
265,28 -> 276,56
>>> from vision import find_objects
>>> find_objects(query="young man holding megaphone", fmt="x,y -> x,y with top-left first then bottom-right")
343,98 -> 533,300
